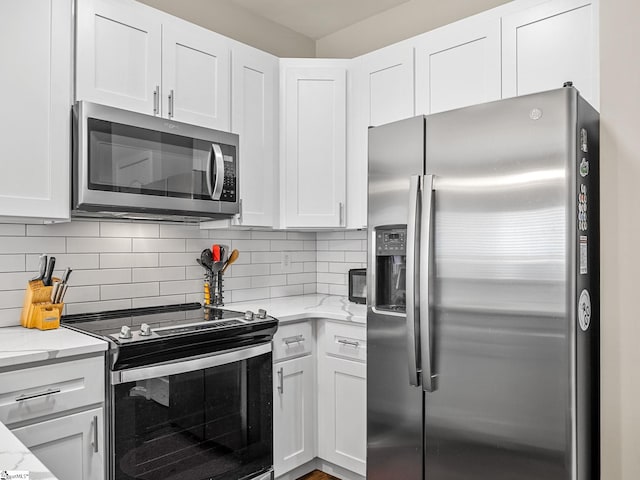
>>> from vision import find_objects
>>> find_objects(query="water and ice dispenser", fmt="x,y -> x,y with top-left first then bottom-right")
374,226 -> 407,313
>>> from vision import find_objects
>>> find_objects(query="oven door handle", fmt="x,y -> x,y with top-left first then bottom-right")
111,342 -> 271,385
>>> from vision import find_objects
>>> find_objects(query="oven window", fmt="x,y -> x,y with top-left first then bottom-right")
87,118 -> 236,201
112,352 -> 272,480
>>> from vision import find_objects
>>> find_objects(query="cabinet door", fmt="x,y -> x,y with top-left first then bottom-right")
415,13 -> 501,115
502,0 -> 599,109
231,44 -> 278,227
348,45 -> 414,229
283,66 -> 346,228
0,0 -> 71,220
162,18 -> 231,130
76,0 -> 162,115
317,356 -> 366,476
11,408 -> 105,480
273,356 -> 316,476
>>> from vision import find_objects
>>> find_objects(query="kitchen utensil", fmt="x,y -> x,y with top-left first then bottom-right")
50,281 -> 61,303
61,267 -> 72,284
200,249 -> 213,269
57,284 -> 69,303
31,254 -> 47,281
221,249 -> 239,274
43,256 -> 56,286
212,244 -> 221,262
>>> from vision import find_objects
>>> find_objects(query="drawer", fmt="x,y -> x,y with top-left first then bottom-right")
0,355 -> 105,426
323,322 -> 366,362
273,321 -> 313,362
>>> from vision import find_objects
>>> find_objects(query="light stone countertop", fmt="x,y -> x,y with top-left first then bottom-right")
0,325 -> 108,369
228,294 -> 366,325
0,419 -> 57,479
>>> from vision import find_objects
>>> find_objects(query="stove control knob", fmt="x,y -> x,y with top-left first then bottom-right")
139,323 -> 152,336
119,325 -> 132,339
257,309 -> 267,319
244,310 -> 254,321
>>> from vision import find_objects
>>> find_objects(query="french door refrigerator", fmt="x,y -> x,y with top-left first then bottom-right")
366,86 -> 599,480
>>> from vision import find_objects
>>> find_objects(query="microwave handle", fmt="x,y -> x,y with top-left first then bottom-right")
207,144 -> 225,200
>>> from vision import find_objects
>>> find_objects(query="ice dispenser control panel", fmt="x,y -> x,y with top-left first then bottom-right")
376,229 -> 406,256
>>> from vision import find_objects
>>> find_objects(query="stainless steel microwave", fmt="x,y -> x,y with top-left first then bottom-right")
72,101 -> 239,221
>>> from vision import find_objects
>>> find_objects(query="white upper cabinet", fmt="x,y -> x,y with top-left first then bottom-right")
76,0 -> 162,115
77,0 -> 231,129
281,60 -> 347,229
414,12 -> 501,115
162,18 -> 230,129
502,0 -> 599,109
348,44 -> 414,229
230,43 -> 278,227
0,0 -> 72,221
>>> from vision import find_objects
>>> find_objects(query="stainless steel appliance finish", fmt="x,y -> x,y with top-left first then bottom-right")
72,101 -> 239,221
367,87 -> 599,480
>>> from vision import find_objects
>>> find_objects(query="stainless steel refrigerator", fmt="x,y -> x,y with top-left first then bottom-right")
366,86 -> 599,480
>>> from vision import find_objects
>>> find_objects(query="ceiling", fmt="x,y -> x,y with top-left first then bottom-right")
231,0 -> 411,39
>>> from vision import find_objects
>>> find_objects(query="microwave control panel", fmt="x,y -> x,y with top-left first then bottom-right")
219,144 -> 237,203
376,227 -> 406,256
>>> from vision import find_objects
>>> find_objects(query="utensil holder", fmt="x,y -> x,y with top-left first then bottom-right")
20,278 -> 63,330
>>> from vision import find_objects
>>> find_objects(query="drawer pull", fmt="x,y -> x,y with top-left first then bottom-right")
283,335 -> 305,345
338,339 -> 360,348
15,387 -> 61,402
92,415 -> 99,453
277,367 -> 284,394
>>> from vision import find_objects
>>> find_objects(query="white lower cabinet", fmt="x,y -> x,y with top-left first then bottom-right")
317,322 -> 367,477
273,355 -> 316,476
2,354 -> 106,480
11,407 -> 105,480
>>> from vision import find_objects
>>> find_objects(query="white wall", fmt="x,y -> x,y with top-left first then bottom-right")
315,0 -> 512,58
137,0 -> 316,57
599,0 -> 640,478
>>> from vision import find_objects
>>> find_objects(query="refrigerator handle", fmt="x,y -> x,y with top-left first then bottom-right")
420,174 -> 437,392
406,175 -> 421,387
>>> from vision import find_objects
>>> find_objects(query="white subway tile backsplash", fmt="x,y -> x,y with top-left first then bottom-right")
250,231 -> 287,240
0,237 -> 66,254
100,253 -> 159,269
133,238 -> 185,253
251,275 -> 287,288
271,285 -> 304,298
67,237 -> 131,253
160,279 -> 202,296
0,219 -> 368,324
101,282 -> 159,300
0,224 -> 26,236
27,254 -> 100,271
0,255 -> 25,272
287,272 -> 316,285
101,222 -> 159,238
271,240 -> 304,251
233,239 -> 270,252
133,267 -> 185,283
329,284 -> 348,296
27,221 -> 100,237
72,269 -> 132,286
66,299 -> 132,315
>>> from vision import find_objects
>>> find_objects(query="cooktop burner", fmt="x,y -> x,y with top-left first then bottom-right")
62,302 -> 279,371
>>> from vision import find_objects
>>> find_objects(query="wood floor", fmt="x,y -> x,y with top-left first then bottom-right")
297,470 -> 341,480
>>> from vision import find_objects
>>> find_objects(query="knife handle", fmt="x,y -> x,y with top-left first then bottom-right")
43,257 -> 55,287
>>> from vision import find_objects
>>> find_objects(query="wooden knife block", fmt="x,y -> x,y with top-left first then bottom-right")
20,278 -> 63,330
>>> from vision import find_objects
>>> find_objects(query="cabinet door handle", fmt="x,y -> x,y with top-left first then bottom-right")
91,415 -> 99,453
277,367 -> 284,394
153,85 -> 160,115
338,339 -> 360,348
168,89 -> 175,118
283,335 -> 305,345
15,387 -> 61,402
339,202 -> 344,226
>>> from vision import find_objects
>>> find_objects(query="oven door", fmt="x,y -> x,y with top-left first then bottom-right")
109,343 -> 273,480
73,101 -> 239,218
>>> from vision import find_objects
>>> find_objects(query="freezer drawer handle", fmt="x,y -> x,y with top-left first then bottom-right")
283,335 -> 305,345
337,339 -> 360,348
277,367 -> 284,394
15,387 -> 61,402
